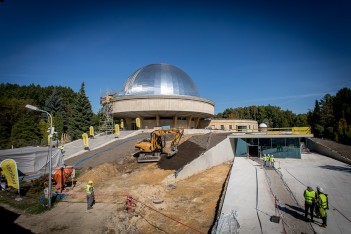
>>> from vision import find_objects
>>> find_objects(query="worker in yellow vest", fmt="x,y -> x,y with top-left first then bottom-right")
262,154 -> 267,167
316,187 -> 329,227
266,154 -> 271,167
86,180 -> 95,210
270,155 -> 275,168
304,186 -> 316,222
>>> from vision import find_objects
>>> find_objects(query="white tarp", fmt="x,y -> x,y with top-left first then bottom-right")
0,146 -> 64,174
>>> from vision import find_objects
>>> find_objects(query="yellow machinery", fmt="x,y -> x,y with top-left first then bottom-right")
135,128 -> 184,162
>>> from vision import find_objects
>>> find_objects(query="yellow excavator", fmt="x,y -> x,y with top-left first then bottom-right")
135,128 -> 184,162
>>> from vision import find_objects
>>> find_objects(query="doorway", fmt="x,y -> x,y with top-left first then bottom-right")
248,146 -> 259,157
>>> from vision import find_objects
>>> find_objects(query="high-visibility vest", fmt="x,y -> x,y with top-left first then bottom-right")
318,194 -> 328,209
86,184 -> 93,195
270,156 -> 275,162
304,189 -> 315,203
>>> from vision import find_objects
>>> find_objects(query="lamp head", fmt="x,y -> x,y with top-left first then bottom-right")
25,104 -> 39,111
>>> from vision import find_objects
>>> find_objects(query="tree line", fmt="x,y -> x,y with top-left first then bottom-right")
307,88 -> 351,144
215,87 -> 351,145
0,83 -> 98,149
0,83 -> 350,149
215,105 -> 308,128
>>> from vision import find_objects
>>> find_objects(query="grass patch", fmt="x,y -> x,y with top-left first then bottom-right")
0,172 -> 79,215
0,175 -> 51,214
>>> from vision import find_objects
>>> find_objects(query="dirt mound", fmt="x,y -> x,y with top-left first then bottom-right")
158,133 -> 228,170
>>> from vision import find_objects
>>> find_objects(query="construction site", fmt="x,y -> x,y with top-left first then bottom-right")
1,128 -> 351,234
1,65 -> 351,233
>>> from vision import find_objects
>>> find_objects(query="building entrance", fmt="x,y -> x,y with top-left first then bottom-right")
248,146 -> 259,157
131,123 -> 137,130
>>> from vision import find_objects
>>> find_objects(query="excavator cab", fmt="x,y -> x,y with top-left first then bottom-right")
135,128 -> 184,162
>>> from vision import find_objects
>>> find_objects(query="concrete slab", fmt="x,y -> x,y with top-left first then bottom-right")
278,153 -> 351,234
218,157 -> 282,234
217,153 -> 351,234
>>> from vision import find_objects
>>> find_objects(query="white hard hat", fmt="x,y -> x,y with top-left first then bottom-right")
317,186 -> 323,193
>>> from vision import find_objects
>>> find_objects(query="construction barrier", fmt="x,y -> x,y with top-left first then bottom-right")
136,117 -> 140,128
292,127 -> 311,135
89,126 -> 95,138
114,124 -> 120,136
82,133 -> 89,148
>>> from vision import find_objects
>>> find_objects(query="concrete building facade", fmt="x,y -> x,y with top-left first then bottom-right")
208,119 -> 258,131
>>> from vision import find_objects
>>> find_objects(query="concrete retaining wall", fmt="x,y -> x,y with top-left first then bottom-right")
307,139 -> 351,164
175,137 -> 234,180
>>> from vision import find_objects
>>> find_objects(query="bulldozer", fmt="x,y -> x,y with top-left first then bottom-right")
135,128 -> 184,162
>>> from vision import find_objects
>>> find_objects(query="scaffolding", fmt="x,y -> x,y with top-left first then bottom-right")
99,92 -> 115,135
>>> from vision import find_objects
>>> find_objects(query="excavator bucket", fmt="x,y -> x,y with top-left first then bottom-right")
137,153 -> 161,163
166,146 -> 178,158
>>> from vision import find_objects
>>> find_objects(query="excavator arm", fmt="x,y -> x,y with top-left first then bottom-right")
135,128 -> 184,162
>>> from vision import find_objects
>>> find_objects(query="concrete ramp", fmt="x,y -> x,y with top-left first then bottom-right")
307,138 -> 351,164
173,137 -> 234,180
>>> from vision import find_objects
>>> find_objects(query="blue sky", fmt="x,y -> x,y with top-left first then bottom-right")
0,0 -> 350,114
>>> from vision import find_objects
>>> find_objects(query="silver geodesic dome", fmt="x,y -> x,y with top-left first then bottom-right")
120,64 -> 200,97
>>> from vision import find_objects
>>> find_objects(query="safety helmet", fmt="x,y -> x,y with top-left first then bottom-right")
317,186 -> 323,193
88,180 -> 93,184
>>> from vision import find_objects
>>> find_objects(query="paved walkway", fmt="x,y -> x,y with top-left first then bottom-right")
218,154 -> 351,233
61,130 -> 139,161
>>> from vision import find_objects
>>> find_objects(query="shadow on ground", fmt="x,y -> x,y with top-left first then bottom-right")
279,203 -> 306,222
0,206 -> 33,233
319,165 -> 351,173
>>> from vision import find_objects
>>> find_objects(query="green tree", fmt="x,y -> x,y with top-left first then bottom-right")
38,119 -> 49,145
45,88 -> 64,114
315,124 -> 324,137
54,112 -> 64,137
335,118 -> 348,143
293,114 -> 308,127
68,82 -> 93,140
309,100 -> 322,135
333,88 -> 351,125
10,116 -> 41,147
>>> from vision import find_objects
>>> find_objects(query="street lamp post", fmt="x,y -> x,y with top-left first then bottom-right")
25,104 -> 53,209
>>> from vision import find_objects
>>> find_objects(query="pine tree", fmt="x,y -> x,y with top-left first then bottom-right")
11,116 -> 41,147
68,82 -> 93,140
45,88 -> 64,114
54,112 -> 64,137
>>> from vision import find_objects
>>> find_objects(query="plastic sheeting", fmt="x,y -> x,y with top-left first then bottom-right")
0,146 -> 64,174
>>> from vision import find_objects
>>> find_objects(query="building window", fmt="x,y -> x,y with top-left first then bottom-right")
178,117 -> 187,120
144,117 -> 156,120
238,126 -> 247,132
160,117 -> 173,120
221,125 -> 225,130
229,125 -> 232,130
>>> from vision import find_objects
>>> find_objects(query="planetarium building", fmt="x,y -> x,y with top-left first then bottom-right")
111,64 -> 215,129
